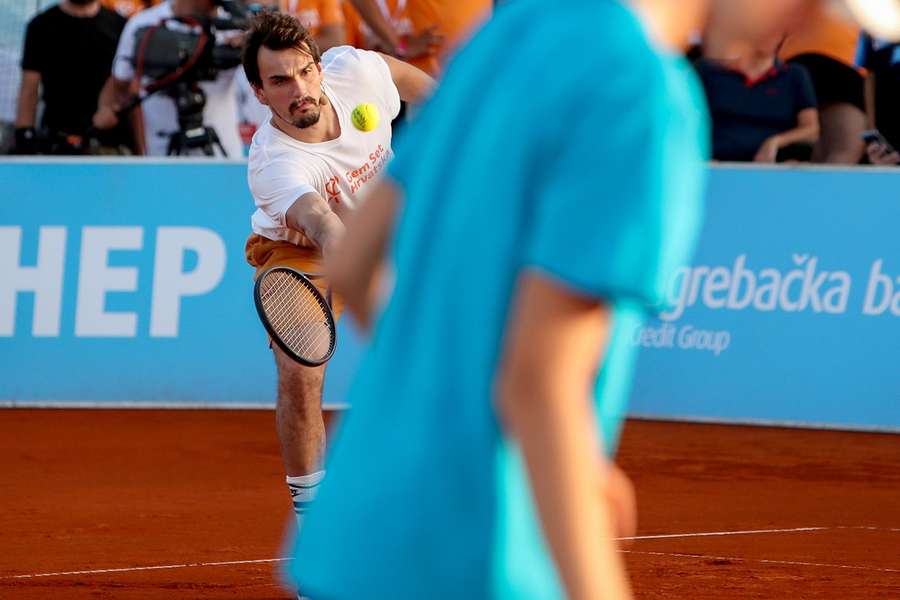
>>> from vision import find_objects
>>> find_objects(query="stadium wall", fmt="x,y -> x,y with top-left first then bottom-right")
1,159 -> 898,431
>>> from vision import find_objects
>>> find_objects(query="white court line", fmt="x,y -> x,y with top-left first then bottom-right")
617,526 -> 829,541
3,558 -> 290,580
622,549 -> 900,574
7,526 -> 897,581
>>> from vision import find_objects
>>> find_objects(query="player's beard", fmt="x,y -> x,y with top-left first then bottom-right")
289,96 -> 323,129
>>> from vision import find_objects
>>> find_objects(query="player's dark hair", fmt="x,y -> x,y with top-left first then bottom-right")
242,11 -> 321,88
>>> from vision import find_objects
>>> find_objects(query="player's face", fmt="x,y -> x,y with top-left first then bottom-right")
254,46 -> 325,130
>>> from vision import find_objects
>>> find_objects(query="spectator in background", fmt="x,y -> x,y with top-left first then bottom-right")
857,33 -> 900,162
398,0 -> 491,76
283,0 -> 346,50
343,0 -> 490,77
93,0 -> 243,157
14,0 -> 129,154
342,1 -> 444,75
780,4 -> 865,164
696,32 -> 819,162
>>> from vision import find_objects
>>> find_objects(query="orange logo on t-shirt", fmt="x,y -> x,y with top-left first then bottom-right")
345,144 -> 391,194
325,175 -> 342,204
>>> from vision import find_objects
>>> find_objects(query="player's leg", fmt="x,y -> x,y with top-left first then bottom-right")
246,234 -> 332,523
273,343 -> 327,524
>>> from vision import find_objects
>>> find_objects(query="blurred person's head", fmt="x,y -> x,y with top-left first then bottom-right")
753,32 -> 788,58
630,0 -> 816,52
630,0 -> 712,50
702,0 -> 818,59
61,0 -> 100,13
710,0 -> 818,44
172,0 -> 218,17
242,11 -> 324,130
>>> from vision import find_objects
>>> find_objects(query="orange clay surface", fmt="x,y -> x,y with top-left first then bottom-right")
1,409 -> 898,599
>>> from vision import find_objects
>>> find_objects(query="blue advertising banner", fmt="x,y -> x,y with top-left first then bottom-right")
1,160 -> 898,429
630,167 -> 900,431
1,159 -> 279,406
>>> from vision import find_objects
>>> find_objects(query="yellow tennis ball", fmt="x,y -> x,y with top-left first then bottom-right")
351,103 -> 380,132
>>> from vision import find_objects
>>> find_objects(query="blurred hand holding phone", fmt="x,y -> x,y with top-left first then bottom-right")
862,129 -> 900,165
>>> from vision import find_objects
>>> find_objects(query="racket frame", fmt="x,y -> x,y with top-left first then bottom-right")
253,266 -> 337,367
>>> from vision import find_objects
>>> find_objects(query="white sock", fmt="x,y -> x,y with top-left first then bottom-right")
286,470 -> 325,526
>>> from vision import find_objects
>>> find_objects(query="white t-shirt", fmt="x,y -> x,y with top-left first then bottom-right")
112,1 -> 242,157
248,46 -> 401,247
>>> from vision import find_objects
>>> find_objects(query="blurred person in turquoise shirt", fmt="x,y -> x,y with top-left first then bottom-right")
291,0 -> 849,598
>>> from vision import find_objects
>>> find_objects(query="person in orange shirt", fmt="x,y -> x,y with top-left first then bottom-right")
780,4 -> 865,164
342,0 -> 442,74
343,0 -> 490,76
280,0 -> 346,50
406,0 -> 491,67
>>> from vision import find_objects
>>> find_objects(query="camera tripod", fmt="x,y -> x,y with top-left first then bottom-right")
165,81 -> 227,157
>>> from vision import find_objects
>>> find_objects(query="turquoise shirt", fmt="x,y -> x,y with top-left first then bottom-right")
293,0 -> 709,597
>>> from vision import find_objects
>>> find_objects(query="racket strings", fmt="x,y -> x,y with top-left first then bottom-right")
260,271 -> 333,360
264,275 -> 326,345
266,278 -> 329,358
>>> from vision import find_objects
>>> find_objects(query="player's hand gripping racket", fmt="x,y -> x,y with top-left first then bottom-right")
253,267 -> 336,366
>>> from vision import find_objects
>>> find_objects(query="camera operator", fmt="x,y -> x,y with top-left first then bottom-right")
93,0 -> 243,157
14,0 -> 129,155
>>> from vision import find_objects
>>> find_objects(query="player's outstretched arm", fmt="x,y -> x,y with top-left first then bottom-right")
285,191 -> 346,258
326,179 -> 398,330
377,53 -> 436,104
496,272 -> 633,600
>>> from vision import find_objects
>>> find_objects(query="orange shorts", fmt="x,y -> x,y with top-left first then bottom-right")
245,233 -> 345,320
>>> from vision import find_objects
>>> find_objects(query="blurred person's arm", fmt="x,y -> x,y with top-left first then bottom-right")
95,13 -> 147,152
347,0 -> 398,50
864,73 -> 876,129
377,53 -> 435,103
856,34 -> 877,128
16,15 -> 44,153
753,108 -> 819,162
93,76 -> 146,154
14,70 -> 39,129
316,24 -> 346,51
496,274 -> 632,600
400,26 -> 444,60
326,178 -> 396,330
754,66 -> 818,163
14,70 -> 40,153
314,0 -> 346,51
93,76 -> 130,128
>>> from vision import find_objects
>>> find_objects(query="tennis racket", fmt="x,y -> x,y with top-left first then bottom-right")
253,267 -> 337,366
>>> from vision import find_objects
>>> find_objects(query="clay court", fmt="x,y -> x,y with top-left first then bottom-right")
2,409 -> 897,599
